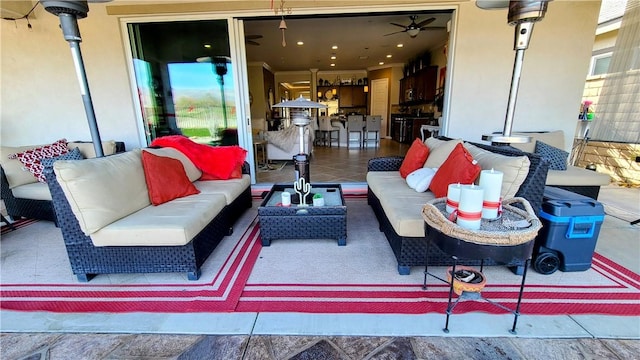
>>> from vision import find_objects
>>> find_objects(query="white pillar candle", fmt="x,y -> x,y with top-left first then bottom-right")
281,191 -> 291,207
456,184 -> 484,230
479,168 -> 504,219
446,183 -> 462,214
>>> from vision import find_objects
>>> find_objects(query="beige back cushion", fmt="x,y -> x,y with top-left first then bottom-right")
143,147 -> 202,182
510,130 -> 565,153
423,138 -> 463,168
464,143 -> 531,199
67,141 -> 117,158
1,145 -> 44,188
54,149 -> 150,235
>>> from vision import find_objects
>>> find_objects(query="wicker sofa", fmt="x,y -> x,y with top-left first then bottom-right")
45,147 -> 252,282
1,140 -> 125,225
367,138 -> 549,275
509,130 -> 610,199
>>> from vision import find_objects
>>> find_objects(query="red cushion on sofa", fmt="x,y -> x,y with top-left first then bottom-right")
142,151 -> 200,205
429,142 -> 481,198
399,138 -> 430,178
150,136 -> 247,180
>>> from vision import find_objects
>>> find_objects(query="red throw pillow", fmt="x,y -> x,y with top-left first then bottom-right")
399,138 -> 430,178
141,151 -> 200,205
429,142 -> 481,198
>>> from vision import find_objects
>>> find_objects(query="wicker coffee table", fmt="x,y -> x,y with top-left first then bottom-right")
258,183 -> 347,246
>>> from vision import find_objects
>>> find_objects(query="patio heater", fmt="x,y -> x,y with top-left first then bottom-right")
196,56 -> 231,129
477,0 -> 550,145
272,96 -> 327,182
41,0 -> 111,157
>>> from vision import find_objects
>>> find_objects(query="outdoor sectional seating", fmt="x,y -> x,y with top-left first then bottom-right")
367,137 -> 549,275
45,146 -> 252,282
1,140 -> 125,225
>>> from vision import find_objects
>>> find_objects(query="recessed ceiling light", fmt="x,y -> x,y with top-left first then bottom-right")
386,54 -> 392,58
330,55 -> 336,60
379,62 -> 384,65
204,44 -> 212,48
297,41 -> 304,46
330,63 -> 336,67
396,44 -> 403,48
331,45 -> 338,50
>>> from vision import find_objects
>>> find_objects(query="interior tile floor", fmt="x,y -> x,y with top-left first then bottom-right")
256,138 -> 410,184
2,138 -> 639,360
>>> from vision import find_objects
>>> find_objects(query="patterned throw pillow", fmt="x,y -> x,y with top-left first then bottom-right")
535,141 -> 568,170
8,139 -> 69,182
41,147 -> 84,169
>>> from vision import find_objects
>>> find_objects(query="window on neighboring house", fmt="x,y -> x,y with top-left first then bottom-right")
590,52 -> 613,76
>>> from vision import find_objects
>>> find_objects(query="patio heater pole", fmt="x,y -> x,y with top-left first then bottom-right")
273,96 -> 327,183
41,0 -> 104,157
479,0 -> 549,146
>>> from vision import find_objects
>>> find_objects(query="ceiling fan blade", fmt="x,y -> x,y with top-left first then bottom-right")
389,22 -> 408,29
245,34 -> 263,40
419,26 -> 446,31
384,29 -> 407,36
415,17 -> 436,28
246,40 -> 260,46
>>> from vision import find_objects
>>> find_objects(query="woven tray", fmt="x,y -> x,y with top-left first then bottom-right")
422,197 -> 542,246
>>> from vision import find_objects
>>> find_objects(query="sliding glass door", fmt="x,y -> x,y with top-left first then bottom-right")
127,19 -> 240,146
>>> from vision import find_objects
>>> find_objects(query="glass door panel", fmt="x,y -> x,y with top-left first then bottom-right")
127,20 -> 238,146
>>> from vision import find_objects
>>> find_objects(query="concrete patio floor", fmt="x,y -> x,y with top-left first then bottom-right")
1,184 -> 638,359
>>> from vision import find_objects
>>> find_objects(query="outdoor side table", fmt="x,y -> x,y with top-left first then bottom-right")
421,197 -> 542,334
258,183 -> 347,246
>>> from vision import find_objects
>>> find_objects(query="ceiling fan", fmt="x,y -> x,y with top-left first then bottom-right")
384,15 -> 438,38
245,34 -> 263,46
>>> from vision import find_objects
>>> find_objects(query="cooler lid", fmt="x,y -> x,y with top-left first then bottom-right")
541,199 -> 605,218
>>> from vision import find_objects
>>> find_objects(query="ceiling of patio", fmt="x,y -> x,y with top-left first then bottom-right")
243,11 -> 452,72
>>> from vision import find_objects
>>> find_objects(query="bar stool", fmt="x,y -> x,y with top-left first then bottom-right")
363,115 -> 381,147
347,115 -> 365,148
317,116 -> 340,147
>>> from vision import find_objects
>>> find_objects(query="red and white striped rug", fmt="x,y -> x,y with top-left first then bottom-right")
1,199 -> 638,316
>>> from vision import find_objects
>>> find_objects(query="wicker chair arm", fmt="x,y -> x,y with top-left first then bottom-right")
0,166 -> 18,212
368,156 -> 404,172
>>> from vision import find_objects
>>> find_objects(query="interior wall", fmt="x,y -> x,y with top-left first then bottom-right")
1,1 -> 600,154
247,63 -> 266,123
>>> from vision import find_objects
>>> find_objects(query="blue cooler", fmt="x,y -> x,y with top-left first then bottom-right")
533,187 -> 605,274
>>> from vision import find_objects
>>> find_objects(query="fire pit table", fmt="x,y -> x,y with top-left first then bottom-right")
421,197 -> 542,334
258,183 -> 347,246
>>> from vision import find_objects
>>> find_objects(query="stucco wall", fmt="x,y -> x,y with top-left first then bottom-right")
1,0 -> 600,154
447,0 -> 600,151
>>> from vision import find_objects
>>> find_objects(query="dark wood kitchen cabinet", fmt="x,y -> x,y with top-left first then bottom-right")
339,85 -> 366,108
399,66 -> 437,105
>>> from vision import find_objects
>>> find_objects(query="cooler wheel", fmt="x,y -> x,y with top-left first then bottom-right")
534,252 -> 560,275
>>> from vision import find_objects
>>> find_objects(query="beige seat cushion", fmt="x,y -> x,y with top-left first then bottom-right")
90,193 -> 227,247
54,149 -> 150,235
367,171 -> 436,237
67,141 -> 118,158
1,145 -> 45,188
463,143 -> 531,199
10,182 -> 52,201
142,147 -> 202,182
510,130 -> 565,153
546,167 -> 610,186
423,138 -> 463,169
194,175 -> 251,205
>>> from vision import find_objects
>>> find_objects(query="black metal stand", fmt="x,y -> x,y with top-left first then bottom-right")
422,224 -> 534,334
